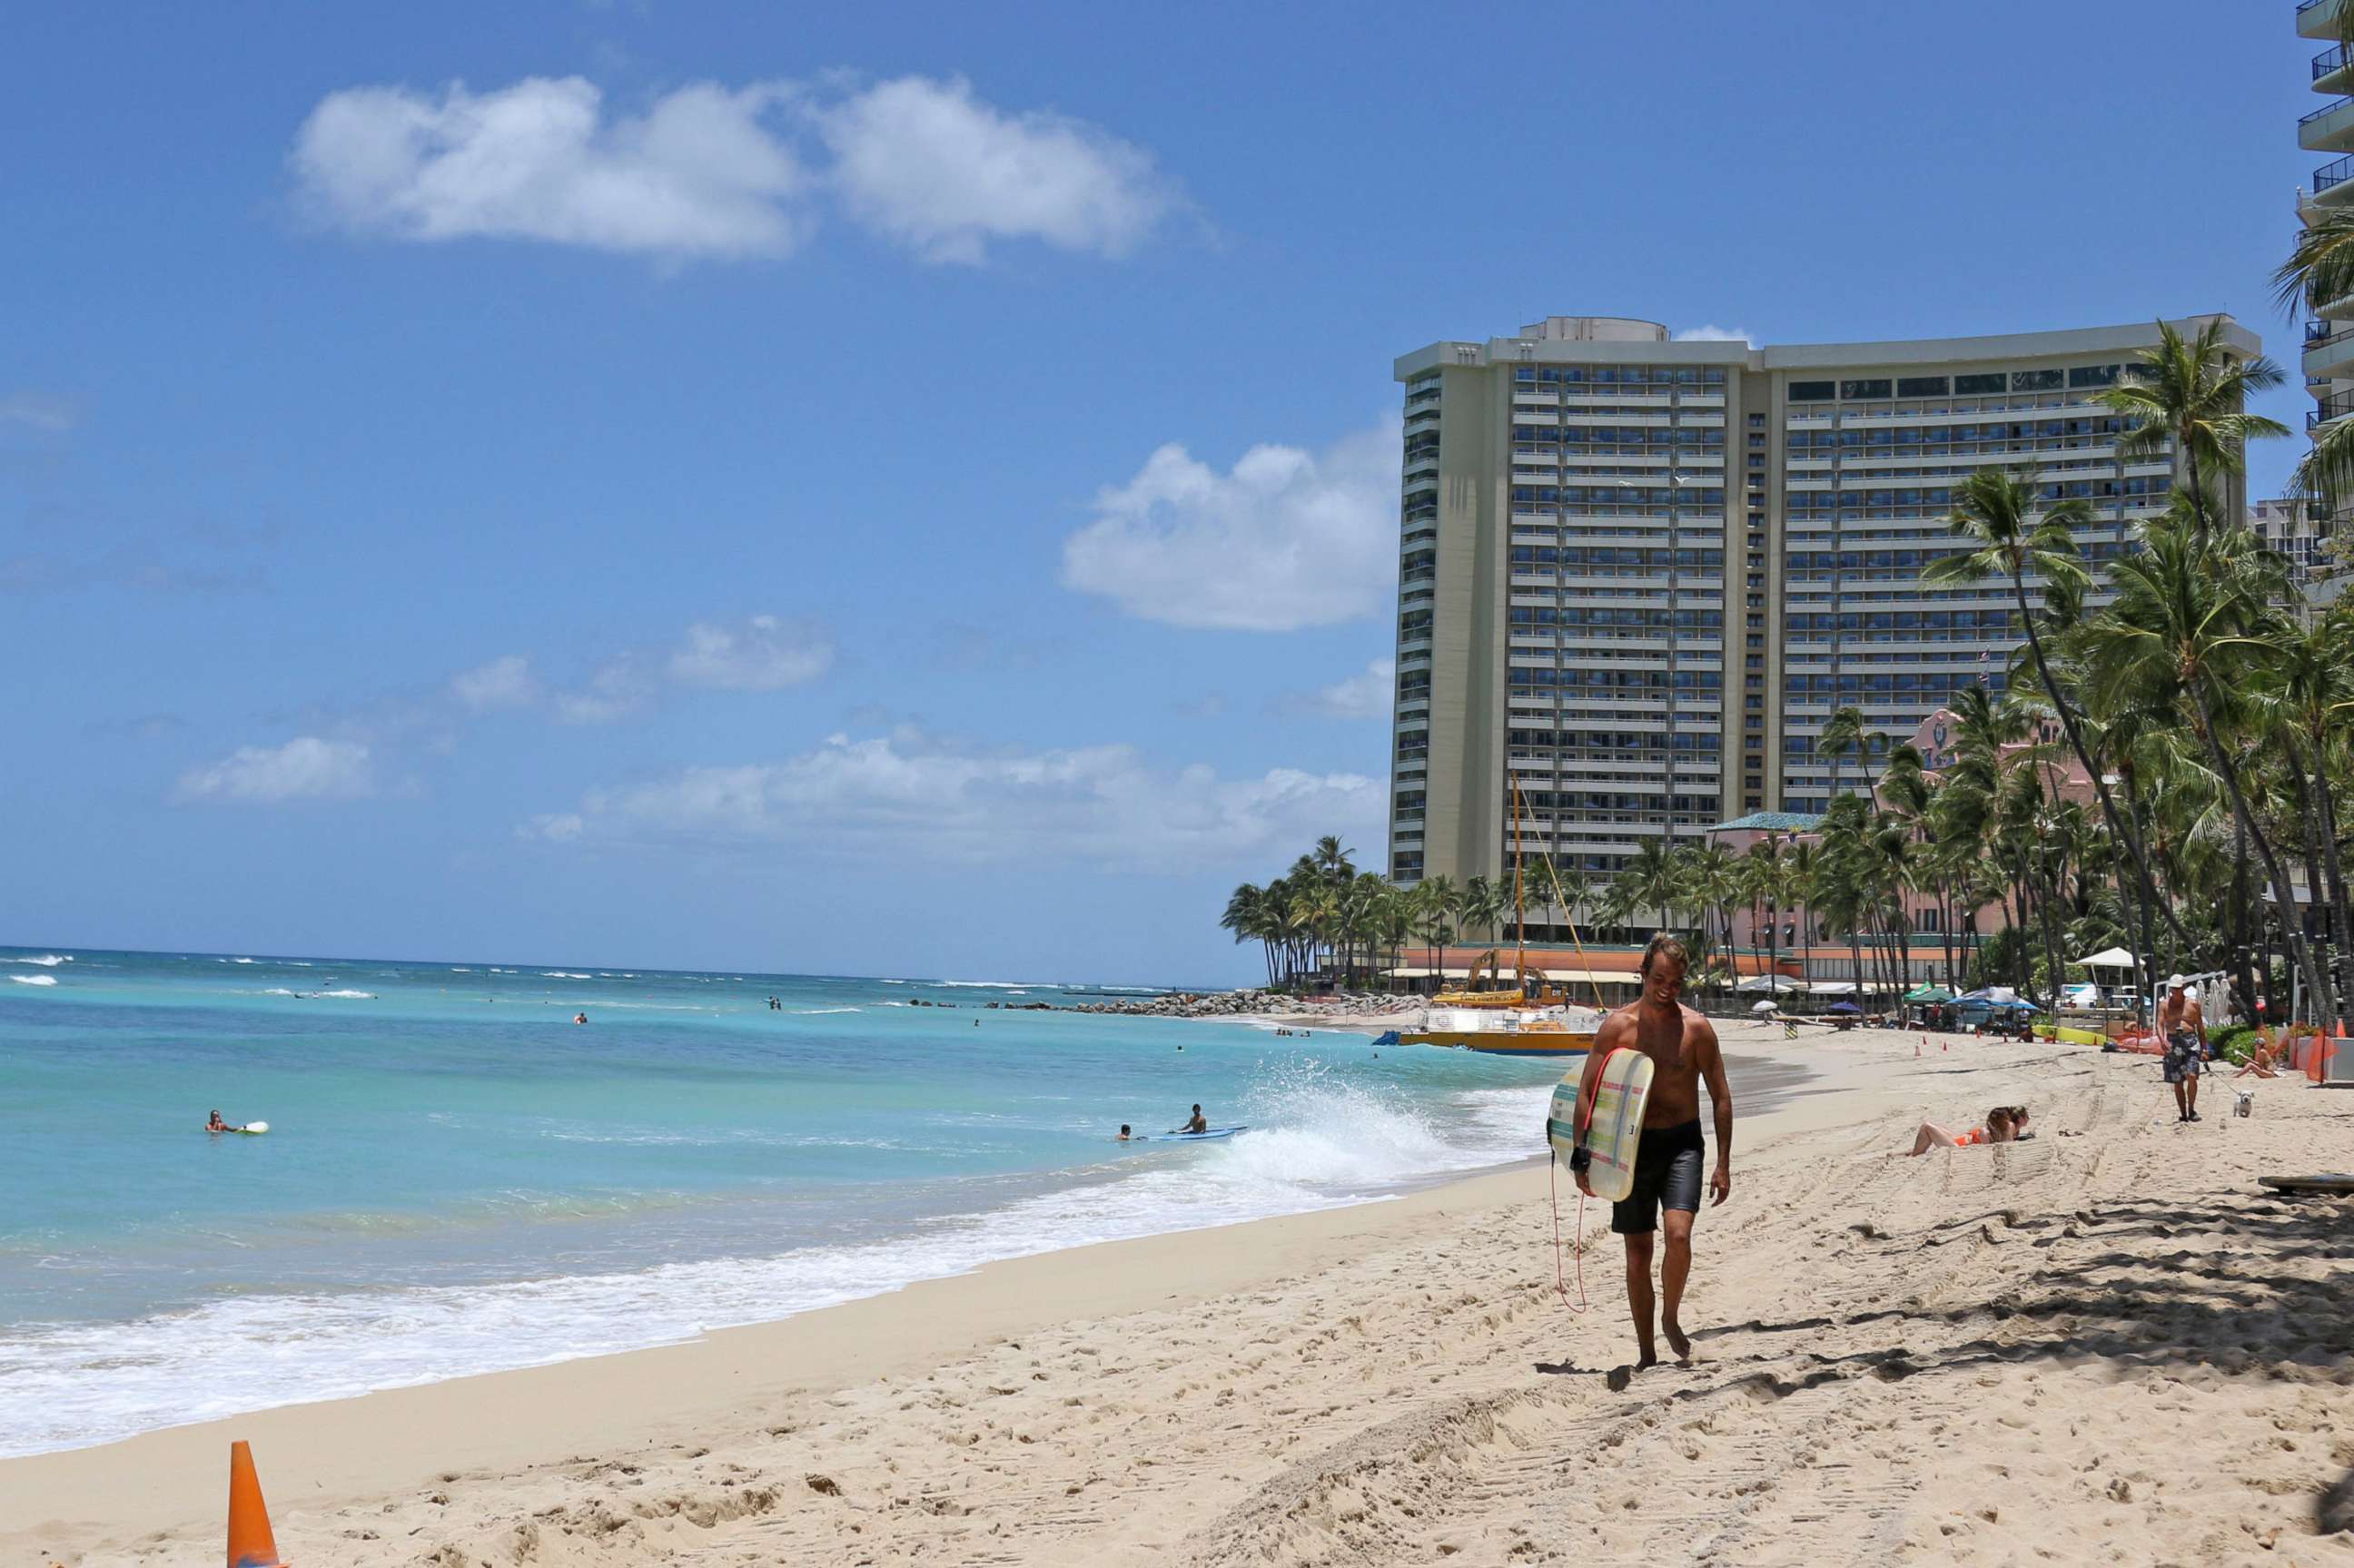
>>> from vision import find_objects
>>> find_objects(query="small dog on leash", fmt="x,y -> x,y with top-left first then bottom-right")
2232,1089 -> 2255,1119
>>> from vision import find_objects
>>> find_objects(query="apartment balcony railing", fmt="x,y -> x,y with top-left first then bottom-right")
2319,43 -> 2350,81
2303,97 -> 2353,129
2317,152 -> 2354,196
2310,390 -> 2354,429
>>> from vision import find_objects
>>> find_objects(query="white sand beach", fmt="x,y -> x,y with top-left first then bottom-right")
7,1021 -> 2349,1566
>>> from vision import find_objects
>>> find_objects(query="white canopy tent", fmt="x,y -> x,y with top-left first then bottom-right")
1809,980 -> 1860,996
1736,974 -> 1805,994
2076,947 -> 2137,970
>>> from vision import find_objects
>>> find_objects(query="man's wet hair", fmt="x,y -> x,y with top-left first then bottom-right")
1640,932 -> 1689,978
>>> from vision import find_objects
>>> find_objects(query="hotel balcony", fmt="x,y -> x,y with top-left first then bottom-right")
2311,390 -> 2354,431
2308,322 -> 2354,380
2319,42 -> 2354,94
2303,97 -> 2354,153
2301,0 -> 2349,40
2314,151 -> 2354,207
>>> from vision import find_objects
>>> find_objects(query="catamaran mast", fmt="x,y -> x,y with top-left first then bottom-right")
1512,775 -> 1527,993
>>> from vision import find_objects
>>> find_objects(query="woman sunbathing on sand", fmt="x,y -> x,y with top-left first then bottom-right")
1909,1104 -> 2028,1155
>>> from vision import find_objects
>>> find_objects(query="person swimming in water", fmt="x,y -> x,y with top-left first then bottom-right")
205,1109 -> 238,1133
1118,1124 -> 1133,1141
574,1011 -> 588,1025
1180,1104 -> 1209,1134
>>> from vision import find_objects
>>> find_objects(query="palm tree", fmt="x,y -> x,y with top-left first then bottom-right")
1741,837 -> 1788,1001
1311,835 -> 1356,884
1415,874 -> 1459,982
2277,206 -> 2354,503
1221,883 -> 1273,987
1621,837 -> 1682,934
2082,518 -> 2339,1027
1818,705 -> 1866,804
1685,843 -> 1740,979
2095,319 -> 2288,540
1459,874 -> 1506,947
2270,605 -> 2354,1021
1924,467 -> 2184,972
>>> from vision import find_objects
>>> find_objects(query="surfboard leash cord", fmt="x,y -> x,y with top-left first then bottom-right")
1548,1149 -> 1593,1314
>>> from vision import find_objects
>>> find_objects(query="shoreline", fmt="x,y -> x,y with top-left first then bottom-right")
14,1024 -> 2347,1564
2,1022 -> 1857,1550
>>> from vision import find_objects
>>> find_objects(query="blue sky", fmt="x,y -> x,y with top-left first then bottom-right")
0,2 -> 2319,983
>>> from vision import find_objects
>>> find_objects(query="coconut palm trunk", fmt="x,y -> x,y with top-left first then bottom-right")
2314,749 -> 2354,1031
2188,679 -> 2335,1028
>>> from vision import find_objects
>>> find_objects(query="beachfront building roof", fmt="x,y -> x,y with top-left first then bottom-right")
1385,314 -> 2253,900
1707,811 -> 1823,833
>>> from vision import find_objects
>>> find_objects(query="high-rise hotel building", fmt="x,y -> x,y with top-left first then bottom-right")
2299,0 -> 2350,598
1388,314 -> 2257,892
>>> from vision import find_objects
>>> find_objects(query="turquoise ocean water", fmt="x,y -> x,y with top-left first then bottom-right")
0,947 -> 1569,1457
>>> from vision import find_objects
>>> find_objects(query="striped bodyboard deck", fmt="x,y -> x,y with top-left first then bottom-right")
1545,1047 -> 1655,1203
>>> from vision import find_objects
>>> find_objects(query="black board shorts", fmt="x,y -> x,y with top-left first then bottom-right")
1611,1119 -> 1705,1235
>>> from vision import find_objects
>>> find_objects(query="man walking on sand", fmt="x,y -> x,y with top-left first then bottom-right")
2159,973 -> 2205,1123
1571,933 -> 1734,1369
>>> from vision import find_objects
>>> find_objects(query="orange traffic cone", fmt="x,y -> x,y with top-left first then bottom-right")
227,1440 -> 282,1568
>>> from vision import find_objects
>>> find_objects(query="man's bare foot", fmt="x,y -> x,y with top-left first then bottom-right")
1663,1320 -> 1692,1363
1634,1350 -> 1658,1371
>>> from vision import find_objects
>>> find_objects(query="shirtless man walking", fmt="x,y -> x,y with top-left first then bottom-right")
2158,973 -> 2205,1123
1571,933 -> 1734,1368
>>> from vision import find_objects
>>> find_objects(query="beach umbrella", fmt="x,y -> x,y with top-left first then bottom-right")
1826,1001 -> 1864,1015
1749,1000 -> 1780,1015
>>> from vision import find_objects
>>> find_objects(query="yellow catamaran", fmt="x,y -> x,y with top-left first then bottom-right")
1400,781 -> 1604,1057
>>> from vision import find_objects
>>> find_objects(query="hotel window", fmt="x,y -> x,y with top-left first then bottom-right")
1955,372 -> 2005,396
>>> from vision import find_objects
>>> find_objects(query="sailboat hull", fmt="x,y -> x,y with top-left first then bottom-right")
1397,1028 -> 1596,1057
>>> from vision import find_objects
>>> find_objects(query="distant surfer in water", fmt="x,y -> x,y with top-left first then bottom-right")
1571,933 -> 1734,1370
1118,1124 -> 1133,1141
1181,1104 -> 1209,1134
205,1109 -> 239,1133
574,1011 -> 588,1025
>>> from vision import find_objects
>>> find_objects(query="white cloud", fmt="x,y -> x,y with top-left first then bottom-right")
666,615 -> 833,691
1061,418 -> 1400,632
1673,324 -> 1755,345
555,656 -> 656,725
1280,658 -> 1394,720
521,730 -> 1380,872
449,654 -> 540,712
175,737 -> 372,804
0,392 -> 76,432
290,74 -> 1177,266
523,812 -> 585,843
814,75 -> 1171,264
291,77 -> 807,259
555,616 -> 834,721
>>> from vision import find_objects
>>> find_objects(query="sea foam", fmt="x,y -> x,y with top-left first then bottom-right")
0,1057 -> 1546,1459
